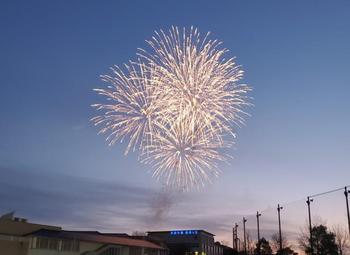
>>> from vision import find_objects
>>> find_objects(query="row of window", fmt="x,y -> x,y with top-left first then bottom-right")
201,244 -> 223,255
30,237 -> 80,252
0,234 -> 27,242
100,247 -> 122,255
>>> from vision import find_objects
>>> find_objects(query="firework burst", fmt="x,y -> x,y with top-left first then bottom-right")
92,26 -> 251,190
138,26 -> 250,137
141,117 -> 232,189
91,61 -> 169,154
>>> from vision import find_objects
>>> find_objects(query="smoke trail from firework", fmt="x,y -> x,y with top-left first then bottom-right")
92,26 -> 251,190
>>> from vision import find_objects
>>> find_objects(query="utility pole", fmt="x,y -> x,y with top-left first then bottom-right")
256,211 -> 261,255
234,223 -> 239,251
345,187 -> 350,238
277,204 -> 283,252
233,226 -> 235,252
232,223 -> 238,251
243,217 -> 247,255
307,196 -> 314,255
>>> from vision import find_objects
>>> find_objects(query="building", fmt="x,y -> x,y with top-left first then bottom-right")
214,242 -> 233,255
0,213 -> 168,255
0,213 -> 224,255
26,229 -> 168,255
147,230 -> 223,255
0,212 -> 61,255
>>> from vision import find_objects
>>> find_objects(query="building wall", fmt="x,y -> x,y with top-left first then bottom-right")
198,232 -> 215,255
0,219 -> 61,236
26,239 -> 158,255
0,239 -> 29,255
148,232 -> 199,255
148,231 -> 222,255
27,238 -> 102,255
0,218 -> 61,255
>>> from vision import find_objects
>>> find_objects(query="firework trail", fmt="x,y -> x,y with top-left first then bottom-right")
92,26 -> 251,190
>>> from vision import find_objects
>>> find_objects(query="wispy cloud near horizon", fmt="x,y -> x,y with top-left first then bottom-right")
0,165 -> 244,239
1,164 -> 346,248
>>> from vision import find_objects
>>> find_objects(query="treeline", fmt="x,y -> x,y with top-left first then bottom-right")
231,224 -> 349,255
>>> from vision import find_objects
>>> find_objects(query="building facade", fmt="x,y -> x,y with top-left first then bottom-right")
0,212 -> 61,255
147,230 -> 223,255
26,229 -> 168,255
0,213 -> 168,255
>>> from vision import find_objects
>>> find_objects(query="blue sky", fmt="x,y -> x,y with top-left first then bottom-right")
1,0 -> 350,246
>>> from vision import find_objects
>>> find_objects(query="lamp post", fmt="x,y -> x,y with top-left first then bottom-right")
243,217 -> 247,255
307,196 -> 314,254
237,238 -> 241,252
256,211 -> 262,255
234,223 -> 239,251
232,226 -> 235,252
277,204 -> 283,252
345,187 -> 350,237
232,223 -> 238,251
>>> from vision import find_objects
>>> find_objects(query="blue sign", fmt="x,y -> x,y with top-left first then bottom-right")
170,230 -> 198,235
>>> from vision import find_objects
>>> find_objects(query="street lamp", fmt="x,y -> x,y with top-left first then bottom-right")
243,217 -> 247,255
345,187 -> 350,237
234,223 -> 239,251
307,196 -> 314,254
256,211 -> 262,255
277,204 -> 283,252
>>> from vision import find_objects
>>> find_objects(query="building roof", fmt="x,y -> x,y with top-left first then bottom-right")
63,230 -> 129,237
148,230 -> 215,236
0,217 -> 61,236
27,229 -> 165,250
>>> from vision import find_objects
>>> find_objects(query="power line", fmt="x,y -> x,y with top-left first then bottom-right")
235,185 -> 350,225
309,185 -> 350,198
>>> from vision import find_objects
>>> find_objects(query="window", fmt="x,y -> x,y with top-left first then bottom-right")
31,237 -> 59,250
100,247 -> 121,255
37,237 -> 49,249
30,237 -> 36,249
145,248 -> 158,255
48,239 -> 59,250
30,237 -> 79,251
61,239 -> 80,252
130,247 -> 142,255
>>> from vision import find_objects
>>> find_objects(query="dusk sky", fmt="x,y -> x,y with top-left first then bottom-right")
1,0 -> 350,246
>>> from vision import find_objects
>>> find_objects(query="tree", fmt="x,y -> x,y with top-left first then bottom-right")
131,231 -> 147,236
271,233 -> 289,252
246,230 -> 255,255
301,225 -> 338,255
276,247 -> 298,255
270,233 -> 298,255
332,225 -> 350,255
254,238 -> 272,255
219,240 -> 230,247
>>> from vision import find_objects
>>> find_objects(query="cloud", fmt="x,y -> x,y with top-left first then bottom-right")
0,165 -> 259,244
0,166 -> 154,232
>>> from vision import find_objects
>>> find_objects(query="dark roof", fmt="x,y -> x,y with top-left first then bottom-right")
27,229 -> 165,250
99,233 -> 130,237
64,231 -> 129,237
147,230 -> 215,236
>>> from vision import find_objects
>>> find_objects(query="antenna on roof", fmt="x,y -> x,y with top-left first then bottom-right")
0,211 -> 15,220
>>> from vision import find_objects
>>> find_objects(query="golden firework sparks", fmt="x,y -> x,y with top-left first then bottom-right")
92,26 -> 251,190
141,117 -> 232,190
91,61 -> 170,154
